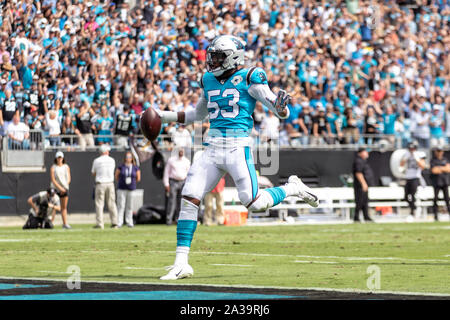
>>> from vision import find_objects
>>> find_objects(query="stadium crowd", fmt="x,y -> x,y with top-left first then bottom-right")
0,0 -> 449,151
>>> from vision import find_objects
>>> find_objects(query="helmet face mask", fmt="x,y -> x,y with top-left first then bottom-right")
206,35 -> 245,77
206,51 -> 229,73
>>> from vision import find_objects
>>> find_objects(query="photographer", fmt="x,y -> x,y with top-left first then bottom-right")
24,188 -> 61,229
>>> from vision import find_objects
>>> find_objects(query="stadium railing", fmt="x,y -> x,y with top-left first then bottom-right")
1,130 -> 45,172
9,132 -> 408,151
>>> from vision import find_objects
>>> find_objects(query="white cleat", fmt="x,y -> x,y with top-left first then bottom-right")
160,264 -> 194,280
287,175 -> 319,208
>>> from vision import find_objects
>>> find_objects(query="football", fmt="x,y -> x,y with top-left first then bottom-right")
139,107 -> 162,141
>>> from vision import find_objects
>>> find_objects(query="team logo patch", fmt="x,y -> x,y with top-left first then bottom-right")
258,72 -> 267,83
231,75 -> 243,86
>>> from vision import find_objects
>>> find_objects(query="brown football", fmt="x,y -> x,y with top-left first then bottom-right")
139,108 -> 162,141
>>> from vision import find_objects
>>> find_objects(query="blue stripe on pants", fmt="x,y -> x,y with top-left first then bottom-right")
265,187 -> 287,206
244,146 -> 258,200
177,220 -> 198,248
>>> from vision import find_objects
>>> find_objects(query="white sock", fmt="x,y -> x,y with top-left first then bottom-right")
281,183 -> 297,197
174,246 -> 190,266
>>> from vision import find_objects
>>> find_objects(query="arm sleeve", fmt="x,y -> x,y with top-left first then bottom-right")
248,84 -> 290,119
184,94 -> 209,124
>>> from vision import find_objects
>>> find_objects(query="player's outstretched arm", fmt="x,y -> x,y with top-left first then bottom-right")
154,95 -> 208,125
247,68 -> 290,119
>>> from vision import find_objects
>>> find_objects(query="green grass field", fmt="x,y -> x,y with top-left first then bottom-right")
0,222 -> 449,294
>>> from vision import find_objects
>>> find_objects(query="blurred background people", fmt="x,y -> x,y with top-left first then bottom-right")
91,144 -> 118,229
115,151 -> 141,228
50,151 -> 71,229
203,177 -> 226,226
352,147 -> 374,223
163,148 -> 190,225
430,146 -> 450,221
400,141 -> 427,217
25,188 -> 60,229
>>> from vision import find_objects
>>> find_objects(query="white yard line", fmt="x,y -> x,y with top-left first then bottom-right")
0,276 -> 448,297
210,264 -> 253,267
148,250 -> 450,263
124,267 -> 164,270
2,247 -> 448,263
294,260 -> 337,264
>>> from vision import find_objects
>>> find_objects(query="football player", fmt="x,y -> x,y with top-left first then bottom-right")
153,35 -> 319,280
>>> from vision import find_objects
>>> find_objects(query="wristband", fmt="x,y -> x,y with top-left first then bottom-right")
160,111 -> 178,123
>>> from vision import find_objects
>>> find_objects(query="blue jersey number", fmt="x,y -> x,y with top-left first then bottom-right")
207,89 -> 240,119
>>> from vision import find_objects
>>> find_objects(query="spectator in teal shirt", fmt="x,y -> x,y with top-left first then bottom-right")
382,106 -> 398,135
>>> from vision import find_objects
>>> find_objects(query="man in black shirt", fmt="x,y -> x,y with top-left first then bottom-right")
75,103 -> 95,151
114,105 -> 135,149
352,147 -> 375,222
430,146 -> 450,221
298,105 -> 313,145
312,105 -> 331,144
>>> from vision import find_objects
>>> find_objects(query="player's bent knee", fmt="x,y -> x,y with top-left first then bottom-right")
182,195 -> 201,207
238,190 -> 253,208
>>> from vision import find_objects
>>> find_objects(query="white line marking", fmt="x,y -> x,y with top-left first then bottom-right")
2,248 -> 449,263
124,267 -> 164,270
0,276 -> 448,297
294,260 -> 337,264
210,264 -> 253,267
146,250 -> 450,263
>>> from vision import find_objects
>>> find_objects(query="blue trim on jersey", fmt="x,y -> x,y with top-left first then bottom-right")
176,220 -> 197,248
244,146 -> 258,200
265,187 -> 287,206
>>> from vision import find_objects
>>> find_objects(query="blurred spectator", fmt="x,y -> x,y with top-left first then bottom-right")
45,110 -> 61,147
163,147 -> 190,225
260,110 -> 280,146
91,144 -> 118,229
312,105 -> 332,145
50,151 -> 72,229
0,0 -> 447,150
430,146 -> 450,221
115,151 -> 141,228
114,105 -> 136,149
75,103 -> 95,151
400,141 -> 427,217
203,177 -> 225,226
7,114 -> 30,149
94,105 -> 114,145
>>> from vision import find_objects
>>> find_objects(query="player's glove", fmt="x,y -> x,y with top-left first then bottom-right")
273,89 -> 291,115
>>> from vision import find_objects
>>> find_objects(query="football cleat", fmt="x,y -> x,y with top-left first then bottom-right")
160,264 -> 194,280
287,175 -> 319,208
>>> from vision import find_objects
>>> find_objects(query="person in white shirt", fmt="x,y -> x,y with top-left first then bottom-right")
163,148 -> 191,225
170,124 -> 192,148
412,107 -> 430,148
260,110 -> 280,145
50,151 -> 71,229
45,110 -> 61,146
91,144 -> 118,229
400,141 -> 427,217
7,114 -> 30,149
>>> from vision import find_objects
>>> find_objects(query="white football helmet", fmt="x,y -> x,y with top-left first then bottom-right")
206,35 -> 246,77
